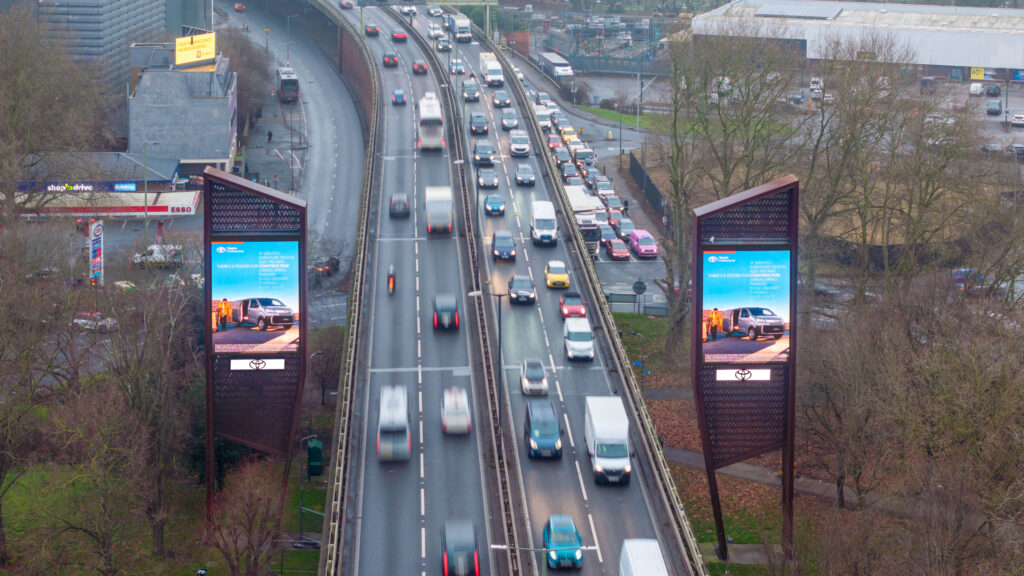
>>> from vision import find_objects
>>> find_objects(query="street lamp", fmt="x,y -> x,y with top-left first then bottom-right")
310,350 -> 325,405
629,331 -> 646,388
468,290 -> 507,419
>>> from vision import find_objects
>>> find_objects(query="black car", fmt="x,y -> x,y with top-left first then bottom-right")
382,51 -> 399,67
597,223 -> 617,245
492,90 -> 511,108
987,84 -> 1001,97
604,195 -> 624,212
552,147 -> 572,167
442,520 -> 480,576
364,23 -> 380,36
492,230 -> 516,261
560,163 -> 579,182
389,193 -> 410,218
477,168 -> 499,189
462,80 -> 481,102
472,141 -> 495,166
508,275 -> 537,304
514,163 -> 535,186
469,113 -> 488,135
433,293 -> 459,330
435,38 -> 451,52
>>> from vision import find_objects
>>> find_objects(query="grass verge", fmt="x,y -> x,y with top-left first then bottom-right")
579,105 -> 664,131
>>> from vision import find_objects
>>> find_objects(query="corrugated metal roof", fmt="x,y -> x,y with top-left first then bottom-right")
755,3 -> 841,20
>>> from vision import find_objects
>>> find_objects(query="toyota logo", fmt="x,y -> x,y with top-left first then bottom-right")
216,246 -> 227,253
708,256 -> 719,262
249,359 -> 266,370
734,369 -> 752,381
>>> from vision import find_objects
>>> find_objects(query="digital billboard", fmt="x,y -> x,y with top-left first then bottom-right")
210,240 -> 300,354
701,248 -> 790,364
175,32 -> 216,67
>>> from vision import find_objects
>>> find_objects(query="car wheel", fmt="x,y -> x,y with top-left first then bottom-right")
747,327 -> 757,340
773,334 -> 783,339
283,324 -> 294,330
258,318 -> 267,331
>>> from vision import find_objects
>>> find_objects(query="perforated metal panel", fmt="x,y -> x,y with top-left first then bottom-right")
698,365 -> 787,468
209,180 -> 303,233
699,190 -> 793,241
211,355 -> 302,456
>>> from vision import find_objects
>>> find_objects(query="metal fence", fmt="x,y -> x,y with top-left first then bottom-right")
629,150 -> 666,218
605,291 -> 669,316
569,54 -> 669,76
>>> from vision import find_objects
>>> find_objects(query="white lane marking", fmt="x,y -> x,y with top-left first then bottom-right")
416,259 -> 420,274
549,354 -> 556,368
556,380 -> 564,403
417,316 -> 421,334
421,526 -> 426,559
563,412 -> 574,448
418,390 -> 423,413
416,296 -> 421,314
416,275 -> 420,291
527,268 -> 534,282
587,514 -> 603,563
417,339 -> 422,358
420,453 -> 425,478
575,460 -> 589,502
544,333 -> 551,348
414,241 -> 419,255
537,308 -> 544,324
418,366 -> 423,384
420,487 -> 426,516
419,419 -> 424,444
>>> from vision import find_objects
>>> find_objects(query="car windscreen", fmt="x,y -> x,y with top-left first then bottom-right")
562,295 -> 582,306
525,363 -> 545,380
638,237 -> 655,245
531,417 -> 558,436
549,529 -> 577,545
494,236 -> 514,249
511,278 -> 532,289
749,307 -> 777,317
257,298 -> 285,306
548,264 -> 566,274
535,218 -> 556,229
477,144 -> 493,154
567,330 -> 591,342
596,442 -> 627,458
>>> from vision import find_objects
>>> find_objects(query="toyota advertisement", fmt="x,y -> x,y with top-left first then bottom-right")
210,240 -> 300,354
701,249 -> 790,364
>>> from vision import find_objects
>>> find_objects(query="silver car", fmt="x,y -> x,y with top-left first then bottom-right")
442,387 -> 471,434
735,307 -> 786,341
520,359 -> 548,395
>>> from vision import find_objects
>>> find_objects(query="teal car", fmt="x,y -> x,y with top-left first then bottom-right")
484,194 -> 505,216
543,514 -> 582,569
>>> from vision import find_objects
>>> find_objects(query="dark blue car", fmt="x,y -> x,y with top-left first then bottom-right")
484,194 -> 505,216
491,230 -> 516,261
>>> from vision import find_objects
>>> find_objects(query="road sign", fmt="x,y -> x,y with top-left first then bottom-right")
632,279 -> 647,295
633,361 -> 643,366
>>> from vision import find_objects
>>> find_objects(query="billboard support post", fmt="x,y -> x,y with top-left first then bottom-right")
690,175 -> 799,561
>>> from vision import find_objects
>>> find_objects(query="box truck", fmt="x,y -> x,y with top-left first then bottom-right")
479,52 -> 504,86
425,186 -> 454,235
584,396 -> 631,484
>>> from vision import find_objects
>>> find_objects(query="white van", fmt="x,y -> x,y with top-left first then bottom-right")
377,385 -> 411,461
563,317 -> 594,361
530,200 -> 558,246
619,539 -> 668,576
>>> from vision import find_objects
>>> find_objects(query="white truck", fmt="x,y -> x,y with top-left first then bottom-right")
565,185 -> 594,223
132,244 -> 183,267
584,396 -> 631,485
479,52 -> 504,87
619,539 -> 668,576
425,186 -> 453,235
451,14 -> 472,43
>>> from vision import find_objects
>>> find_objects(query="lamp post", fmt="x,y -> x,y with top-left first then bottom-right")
629,331 -> 646,388
310,350 -> 325,405
468,290 -> 506,419
615,102 -> 623,171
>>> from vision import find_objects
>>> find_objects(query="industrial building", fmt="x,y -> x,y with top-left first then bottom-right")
692,0 -> 1024,82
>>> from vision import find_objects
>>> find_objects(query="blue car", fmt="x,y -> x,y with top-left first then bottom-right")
543,515 -> 582,569
484,194 -> 505,216
392,89 -> 406,105
491,230 -> 516,261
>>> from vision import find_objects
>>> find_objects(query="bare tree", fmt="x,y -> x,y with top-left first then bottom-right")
219,26 -> 273,129
208,458 -> 284,576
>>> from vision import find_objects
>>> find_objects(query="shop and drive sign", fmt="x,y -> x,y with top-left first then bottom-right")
88,220 -> 103,287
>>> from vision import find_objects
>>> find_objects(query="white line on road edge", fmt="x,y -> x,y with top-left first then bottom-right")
575,460 -> 589,502
587,513 -> 603,563
563,412 -> 574,448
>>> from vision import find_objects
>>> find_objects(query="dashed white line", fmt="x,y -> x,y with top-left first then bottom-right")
415,259 -> 420,274
563,413 -> 574,448
418,390 -> 423,413
575,460 -> 589,502
420,453 -> 425,478
556,380 -> 564,403
419,419 -> 424,444
537,308 -> 545,324
417,339 -> 422,358
417,316 -> 421,334
548,353 -> 556,368
416,295 -> 421,314
416,276 -> 420,291
421,527 -> 426,559
420,488 -> 426,516
587,513 -> 603,563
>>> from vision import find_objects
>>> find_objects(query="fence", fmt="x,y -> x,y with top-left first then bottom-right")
629,150 -> 666,218
569,54 -> 669,76
605,291 -> 669,316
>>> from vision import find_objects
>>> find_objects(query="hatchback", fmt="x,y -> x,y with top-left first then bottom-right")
520,359 -> 548,395
605,238 -> 629,260
508,275 -> 536,304
491,231 -> 516,261
442,387 -> 471,434
501,110 -> 518,130
515,163 -> 535,186
492,90 -> 511,108
477,169 -> 499,189
442,520 -> 480,576
469,113 -> 488,135
412,60 -> 428,74
614,217 -> 636,240
559,290 -> 586,318
543,515 -> 583,569
391,29 -> 407,42
433,293 -> 459,330
389,193 -> 410,218
391,89 -> 407,105
484,194 -> 505,216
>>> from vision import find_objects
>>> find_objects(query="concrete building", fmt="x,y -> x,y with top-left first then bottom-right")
128,43 -> 238,177
693,0 -> 1024,82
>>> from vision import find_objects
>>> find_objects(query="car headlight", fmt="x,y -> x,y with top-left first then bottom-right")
549,551 -> 557,561
555,439 -> 561,450
595,464 -> 603,473
562,307 -> 568,315
510,249 -> 516,256
493,249 -> 499,256
530,439 -> 538,450
575,550 -> 582,560
624,463 -> 632,473
474,154 -> 480,160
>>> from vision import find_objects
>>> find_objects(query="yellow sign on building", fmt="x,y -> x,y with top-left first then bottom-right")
970,67 -> 985,81
175,32 -> 216,67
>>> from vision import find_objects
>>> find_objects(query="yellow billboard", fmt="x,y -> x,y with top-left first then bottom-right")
970,67 -> 985,81
175,32 -> 216,67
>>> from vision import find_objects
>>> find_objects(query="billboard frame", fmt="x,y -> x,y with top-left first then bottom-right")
690,175 -> 799,561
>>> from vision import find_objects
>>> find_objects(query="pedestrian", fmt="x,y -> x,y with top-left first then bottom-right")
273,174 -> 279,189
708,307 -> 721,342
578,126 -> 583,139
622,199 -> 629,215
218,298 -> 230,332
268,130 -> 273,143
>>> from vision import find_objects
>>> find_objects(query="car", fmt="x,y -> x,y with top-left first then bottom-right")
428,5 -> 443,16
560,126 -> 578,143
565,176 -> 585,187
987,99 -> 1002,115
469,112 -> 489,135
1012,114 -> 1024,128
442,520 -> 480,576
544,260 -> 570,289
412,60 -> 428,74
73,312 -> 118,333
477,168 -> 499,189
566,140 -> 585,155
597,223 -> 616,245
607,208 -> 625,228
987,84 -> 1001,97
735,306 -> 786,340
483,194 -> 505,216
559,290 -> 586,319
442,387 -> 471,434
952,97 -> 968,111
543,515 -> 583,570
514,163 -> 535,186
547,134 -> 564,150
629,229 -> 658,258
595,179 -> 614,198
391,89 -> 407,105
389,193 -> 410,218
809,76 -> 822,90
512,66 -> 523,80
433,293 -> 460,330
969,82 -> 984,96
462,79 -> 480,102
382,51 -> 398,67
603,194 -> 623,212
525,398 -> 562,458
435,38 -> 451,52
391,29 -> 408,42
365,23 -> 380,36
450,59 -> 466,74
338,0 -> 353,8
560,163 -> 579,182
614,217 -> 636,240
605,238 -> 629,260
233,2 -> 246,11
472,140 -> 494,166
428,24 -> 444,39
552,147 -> 571,166
398,4 -> 417,15
508,275 -> 536,304
550,110 -> 569,127
534,91 -> 550,105
810,88 -> 822,100
492,90 -> 511,108
491,230 -> 516,261
509,130 -> 530,157
520,359 -> 548,395
501,110 -> 518,130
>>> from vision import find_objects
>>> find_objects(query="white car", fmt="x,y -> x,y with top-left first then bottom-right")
73,312 -> 118,333
1011,114 -> 1024,128
969,82 -> 984,96
809,76 -> 822,90
427,5 -> 443,16
398,5 -> 416,15
513,66 -> 524,80
428,24 -> 444,39
520,359 -> 548,395
442,387 -> 471,434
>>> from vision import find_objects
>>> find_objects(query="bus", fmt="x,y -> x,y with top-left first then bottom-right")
540,52 -> 573,79
277,67 -> 299,103
418,93 -> 445,151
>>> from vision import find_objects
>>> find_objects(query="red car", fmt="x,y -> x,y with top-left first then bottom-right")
605,238 -> 630,261
559,291 -> 587,319
233,2 -> 246,11
547,134 -> 563,150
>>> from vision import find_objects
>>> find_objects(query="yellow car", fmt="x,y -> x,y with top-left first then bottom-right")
560,126 -> 578,144
544,260 -> 570,289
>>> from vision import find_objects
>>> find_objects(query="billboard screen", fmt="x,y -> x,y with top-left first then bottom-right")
701,248 -> 790,364
210,240 -> 300,354
175,32 -> 216,67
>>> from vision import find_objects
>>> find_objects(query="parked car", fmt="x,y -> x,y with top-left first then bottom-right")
73,312 -> 118,333
1012,114 -> 1024,128
987,84 -> 1001,97
987,99 -> 1002,116
969,82 -> 984,96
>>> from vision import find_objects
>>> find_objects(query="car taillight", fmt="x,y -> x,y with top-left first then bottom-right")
443,551 -> 448,576
454,312 -> 459,327
376,434 -> 379,454
474,551 -> 480,576
433,312 -> 438,327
